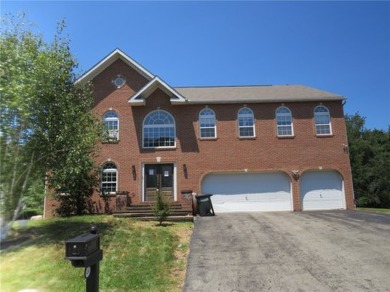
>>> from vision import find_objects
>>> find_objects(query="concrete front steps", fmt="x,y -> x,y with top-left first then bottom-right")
113,202 -> 194,222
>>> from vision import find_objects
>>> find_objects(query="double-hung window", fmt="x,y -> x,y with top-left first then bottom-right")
238,107 -> 255,138
314,105 -> 332,135
103,111 -> 119,141
101,162 -> 117,193
143,110 -> 176,148
276,106 -> 293,137
199,108 -> 216,139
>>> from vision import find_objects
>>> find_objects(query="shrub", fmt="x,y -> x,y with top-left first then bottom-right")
153,189 -> 170,226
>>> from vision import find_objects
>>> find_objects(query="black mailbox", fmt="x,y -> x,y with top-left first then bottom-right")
65,232 -> 103,268
65,226 -> 103,292
66,233 -> 99,257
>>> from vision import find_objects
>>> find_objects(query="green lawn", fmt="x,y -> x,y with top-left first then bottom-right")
0,216 -> 193,292
357,207 -> 390,214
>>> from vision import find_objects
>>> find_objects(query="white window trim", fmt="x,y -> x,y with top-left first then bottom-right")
142,110 -> 176,149
199,108 -> 217,139
103,111 -> 119,141
107,129 -> 119,140
276,106 -> 294,137
112,75 -> 126,89
101,164 -> 118,194
238,107 -> 256,138
314,105 -> 332,136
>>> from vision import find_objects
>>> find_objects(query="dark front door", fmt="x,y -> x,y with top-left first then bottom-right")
144,164 -> 174,201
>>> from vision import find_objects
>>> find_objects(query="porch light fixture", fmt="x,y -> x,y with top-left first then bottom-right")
343,143 -> 349,153
183,164 -> 188,179
132,165 -> 137,180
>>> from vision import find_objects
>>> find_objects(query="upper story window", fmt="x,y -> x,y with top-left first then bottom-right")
314,105 -> 332,135
101,162 -> 117,193
103,111 -> 119,141
112,75 -> 126,88
199,108 -> 216,139
238,107 -> 255,138
276,106 -> 293,137
143,110 -> 176,148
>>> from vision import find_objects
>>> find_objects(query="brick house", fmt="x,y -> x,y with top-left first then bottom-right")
44,49 -> 354,217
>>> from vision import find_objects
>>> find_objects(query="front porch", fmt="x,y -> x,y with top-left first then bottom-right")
112,191 -> 194,222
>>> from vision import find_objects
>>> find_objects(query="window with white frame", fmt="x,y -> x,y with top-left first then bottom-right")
101,162 -> 117,193
143,110 -> 176,148
276,106 -> 293,136
238,107 -> 255,137
314,105 -> 332,135
199,108 -> 216,138
112,75 -> 126,88
103,111 -> 119,141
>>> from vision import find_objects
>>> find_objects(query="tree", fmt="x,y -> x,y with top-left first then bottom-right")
0,13 -> 101,234
153,189 -> 170,226
346,113 -> 390,208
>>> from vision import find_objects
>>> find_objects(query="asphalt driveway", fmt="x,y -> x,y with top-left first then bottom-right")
183,211 -> 390,292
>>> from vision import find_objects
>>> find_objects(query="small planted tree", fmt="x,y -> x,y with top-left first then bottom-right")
152,189 -> 170,226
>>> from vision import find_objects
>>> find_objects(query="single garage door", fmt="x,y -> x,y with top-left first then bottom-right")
201,172 -> 292,213
300,170 -> 345,211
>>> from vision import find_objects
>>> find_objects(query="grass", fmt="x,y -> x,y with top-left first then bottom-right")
357,207 -> 390,214
0,215 -> 193,292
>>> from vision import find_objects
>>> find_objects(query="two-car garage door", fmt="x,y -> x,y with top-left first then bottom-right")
201,172 -> 292,213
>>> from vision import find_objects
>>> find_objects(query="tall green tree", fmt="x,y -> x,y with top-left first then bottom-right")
346,113 -> 390,208
0,13 -> 101,231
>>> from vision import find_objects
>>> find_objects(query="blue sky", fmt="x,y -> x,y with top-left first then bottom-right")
2,1 -> 389,130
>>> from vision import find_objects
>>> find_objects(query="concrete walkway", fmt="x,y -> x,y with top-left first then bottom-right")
183,211 -> 390,292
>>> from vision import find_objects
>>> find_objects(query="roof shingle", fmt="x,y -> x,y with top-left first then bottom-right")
174,85 -> 343,104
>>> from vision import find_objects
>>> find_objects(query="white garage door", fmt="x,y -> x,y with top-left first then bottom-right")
300,171 -> 345,211
201,172 -> 292,213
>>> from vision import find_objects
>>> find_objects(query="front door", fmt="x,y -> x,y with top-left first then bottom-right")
144,164 -> 174,201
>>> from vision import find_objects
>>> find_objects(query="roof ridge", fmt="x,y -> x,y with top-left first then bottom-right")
173,84 -> 295,89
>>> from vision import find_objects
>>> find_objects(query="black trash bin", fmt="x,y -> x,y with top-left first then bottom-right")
196,194 -> 215,216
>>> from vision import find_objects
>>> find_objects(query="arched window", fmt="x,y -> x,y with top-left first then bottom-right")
238,107 -> 255,137
276,106 -> 293,136
314,105 -> 332,135
199,108 -> 216,138
103,111 -> 119,141
143,110 -> 176,148
101,162 -> 117,193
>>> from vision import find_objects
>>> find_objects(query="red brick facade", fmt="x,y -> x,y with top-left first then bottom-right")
44,50 -> 354,217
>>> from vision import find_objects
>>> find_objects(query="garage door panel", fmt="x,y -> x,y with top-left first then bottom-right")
303,198 -> 344,211
301,171 -> 345,211
212,201 -> 291,213
302,172 -> 343,193
211,192 -> 291,202
203,173 -> 290,194
304,189 -> 343,200
211,193 -> 291,212
202,172 -> 292,213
